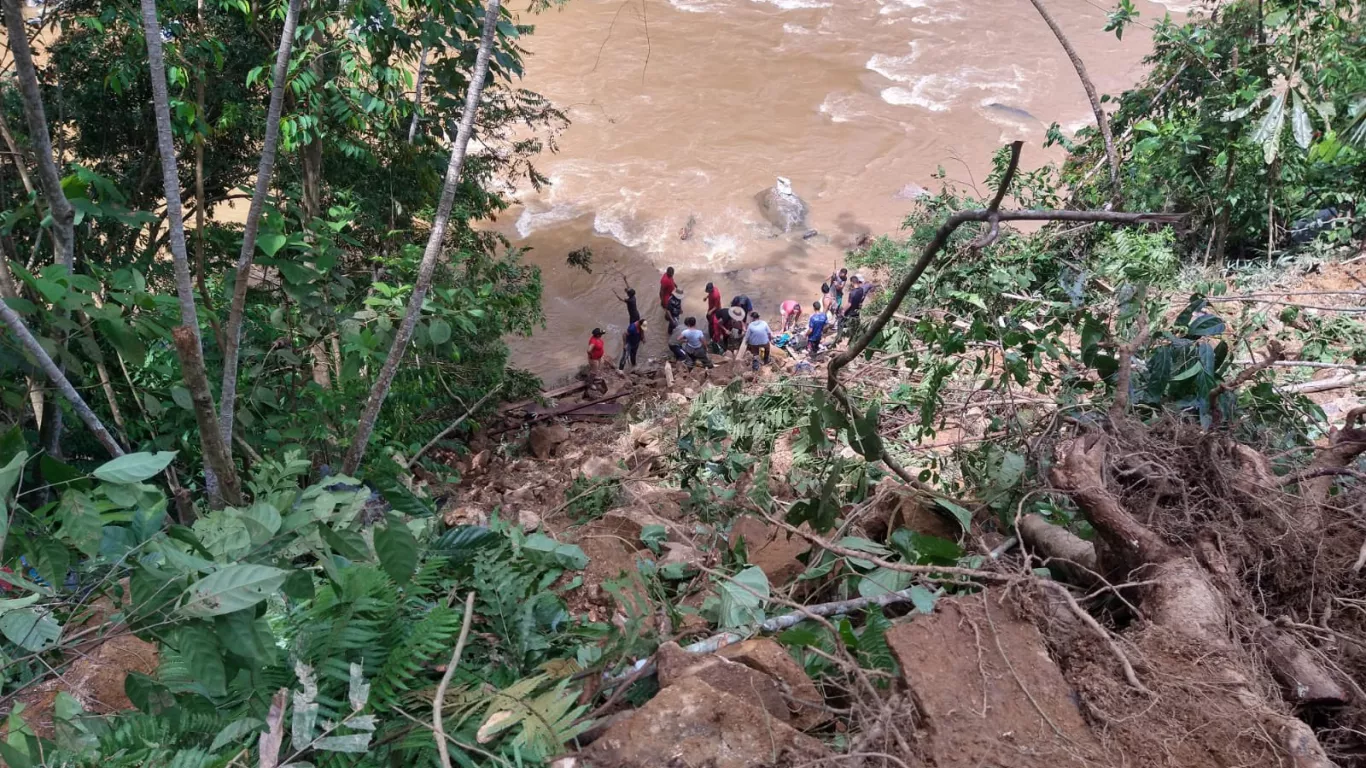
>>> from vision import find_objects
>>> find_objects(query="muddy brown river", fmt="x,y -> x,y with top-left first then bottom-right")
496,0 -> 1196,381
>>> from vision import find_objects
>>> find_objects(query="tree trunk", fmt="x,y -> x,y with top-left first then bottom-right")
1025,0 -> 1121,203
193,0 -> 223,351
5,0 -> 84,456
342,0 -> 503,475
2,0 -> 75,271
0,109 -> 35,196
139,0 -> 242,506
407,31 -> 431,144
216,0 -> 302,448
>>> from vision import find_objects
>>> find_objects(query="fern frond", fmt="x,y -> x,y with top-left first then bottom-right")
370,605 -> 463,710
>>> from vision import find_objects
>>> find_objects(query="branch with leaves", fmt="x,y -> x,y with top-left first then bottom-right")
342,0 -> 505,474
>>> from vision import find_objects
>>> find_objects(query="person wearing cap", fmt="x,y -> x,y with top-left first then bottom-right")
666,289 -> 684,334
619,318 -> 647,370
676,316 -> 713,370
780,299 -> 803,333
705,282 -> 723,314
587,328 -> 606,378
745,310 -> 773,371
660,266 -> 677,309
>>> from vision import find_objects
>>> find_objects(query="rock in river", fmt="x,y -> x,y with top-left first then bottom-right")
755,176 -> 808,233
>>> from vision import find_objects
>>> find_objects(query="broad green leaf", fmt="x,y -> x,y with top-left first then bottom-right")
523,534 -> 589,570
215,609 -> 274,662
28,538 -> 70,589
1251,89 -> 1287,164
718,565 -> 769,629
174,624 -> 227,697
640,524 -> 667,554
428,318 -> 452,345
124,672 -> 176,714
1291,91 -> 1313,149
257,231 -> 287,257
209,718 -> 265,752
321,525 -> 371,561
934,498 -> 973,532
56,492 -> 102,557
179,564 -> 289,617
0,608 -> 62,652
93,451 -> 177,484
858,567 -> 912,598
908,585 -> 938,614
171,386 -> 194,411
0,451 -> 25,512
1220,88 -> 1271,121
0,594 -> 40,615
238,503 -> 282,546
374,519 -> 418,585
1170,360 -> 1203,381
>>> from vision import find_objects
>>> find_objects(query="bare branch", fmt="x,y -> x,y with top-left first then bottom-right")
343,0 -> 504,474
434,591 -> 476,768
406,384 -> 503,469
1026,0 -> 1120,201
217,0 -> 304,449
0,301 -> 123,457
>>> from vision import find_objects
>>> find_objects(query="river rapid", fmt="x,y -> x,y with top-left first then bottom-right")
496,0 -> 1196,381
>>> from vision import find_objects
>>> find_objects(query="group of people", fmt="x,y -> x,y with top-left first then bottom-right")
585,265 -> 876,377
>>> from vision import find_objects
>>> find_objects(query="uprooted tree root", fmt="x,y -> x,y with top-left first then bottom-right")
1019,417 -> 1366,767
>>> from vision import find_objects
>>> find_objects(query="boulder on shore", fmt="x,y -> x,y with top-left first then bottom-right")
756,176 -> 808,233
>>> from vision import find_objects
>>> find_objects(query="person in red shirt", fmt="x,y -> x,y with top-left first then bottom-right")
587,328 -> 606,369
705,282 -> 722,314
659,266 -> 677,309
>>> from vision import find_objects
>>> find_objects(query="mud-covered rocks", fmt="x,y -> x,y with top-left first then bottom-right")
728,515 -> 811,585
577,676 -> 829,768
718,637 -> 831,730
528,422 -> 571,459
886,590 -> 1104,768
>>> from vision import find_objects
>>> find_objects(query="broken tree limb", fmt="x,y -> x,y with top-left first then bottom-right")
1284,372 -> 1366,394
406,384 -> 503,469
343,0 -> 504,474
1209,340 -> 1284,427
1018,513 -> 1098,586
0,300 -> 123,457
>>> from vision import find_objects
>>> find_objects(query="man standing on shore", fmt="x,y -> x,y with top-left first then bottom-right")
660,266 -> 677,309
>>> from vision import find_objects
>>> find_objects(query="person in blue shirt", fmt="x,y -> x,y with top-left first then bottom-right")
806,301 -> 828,355
730,294 -> 753,316
619,319 -> 647,370
676,316 -> 713,369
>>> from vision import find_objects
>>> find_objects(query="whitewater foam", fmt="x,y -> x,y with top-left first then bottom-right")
516,204 -> 583,238
819,91 -> 863,123
750,0 -> 833,10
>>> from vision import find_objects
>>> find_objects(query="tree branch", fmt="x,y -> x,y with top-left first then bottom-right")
433,591 -> 476,768
342,0 -> 503,474
1026,0 -> 1121,202
217,0 -> 303,452
140,0 -> 242,505
2,0 -> 75,271
406,384 -> 502,469
0,301 -> 123,457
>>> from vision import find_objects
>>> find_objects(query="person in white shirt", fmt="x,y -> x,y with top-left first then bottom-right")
676,316 -> 713,369
744,311 -> 773,370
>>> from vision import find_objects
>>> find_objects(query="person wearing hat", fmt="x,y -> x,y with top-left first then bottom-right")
587,328 -> 606,373
723,306 -> 745,358
666,289 -> 684,335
